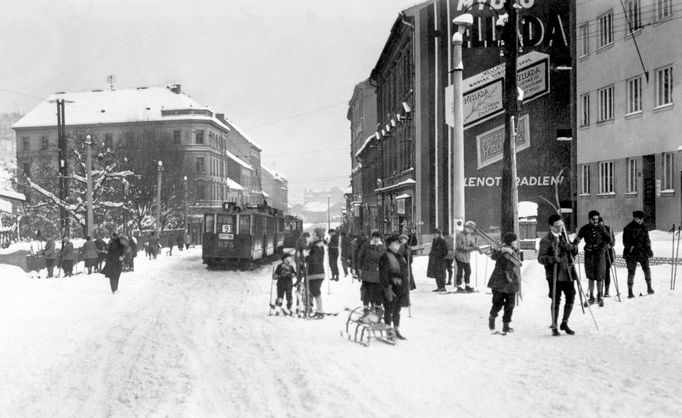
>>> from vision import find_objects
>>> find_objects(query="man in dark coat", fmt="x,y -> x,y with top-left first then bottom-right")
357,230 -> 386,308
573,210 -> 612,307
353,233 -> 368,277
327,229 -> 340,281
539,214 -> 579,336
339,231 -> 352,278
622,210 -> 654,297
487,232 -> 521,334
306,228 -> 327,318
427,228 -> 448,292
60,236 -> 75,277
399,233 -> 416,291
42,234 -> 57,278
103,232 -> 125,294
380,235 -> 410,340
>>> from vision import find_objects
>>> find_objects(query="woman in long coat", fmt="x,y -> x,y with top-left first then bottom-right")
81,236 -> 99,274
427,228 -> 448,291
103,233 -> 125,294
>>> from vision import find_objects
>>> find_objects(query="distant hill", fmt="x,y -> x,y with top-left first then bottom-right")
288,186 -> 347,225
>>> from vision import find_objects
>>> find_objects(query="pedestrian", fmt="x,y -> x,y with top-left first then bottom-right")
167,235 -> 174,256
94,235 -> 107,272
455,221 -> 480,292
573,210 -> 612,307
426,228 -> 448,292
340,231 -> 352,278
306,228 -> 327,318
125,234 -> 138,271
42,233 -> 56,278
408,227 -> 418,247
622,210 -> 654,298
327,228 -> 340,281
487,232 -> 521,334
599,216 -> 616,297
353,233 -> 368,278
357,230 -> 386,310
399,234 -> 416,291
184,232 -> 192,250
60,236 -> 75,277
176,235 -> 184,251
103,232 -> 125,294
272,252 -> 297,315
380,235 -> 410,340
148,232 -> 159,259
82,236 -> 98,275
538,214 -> 578,336
443,231 -> 455,286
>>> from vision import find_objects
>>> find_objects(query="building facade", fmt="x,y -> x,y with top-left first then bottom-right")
576,0 -> 680,231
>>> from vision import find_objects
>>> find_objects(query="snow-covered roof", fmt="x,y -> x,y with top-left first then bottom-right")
12,86 -> 231,132
261,165 -> 287,182
225,149 -> 253,170
226,177 -> 244,191
0,189 -> 26,202
223,117 -> 262,151
355,134 -> 376,158
375,179 -> 416,193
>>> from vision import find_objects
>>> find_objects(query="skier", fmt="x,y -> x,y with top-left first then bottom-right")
455,221 -> 479,292
60,236 -> 75,277
539,214 -> 578,336
380,235 -> 410,340
622,210 -> 654,298
426,228 -> 448,292
103,232 -> 125,294
443,232 -> 455,286
306,228 -> 327,318
487,232 -> 521,335
357,230 -> 386,310
273,252 -> 296,315
340,231 -> 352,278
327,228 -> 340,281
82,236 -> 98,275
573,210 -> 612,307
599,216 -> 616,297
42,234 -> 56,278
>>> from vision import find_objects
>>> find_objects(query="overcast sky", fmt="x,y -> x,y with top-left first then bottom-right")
0,0 -> 421,195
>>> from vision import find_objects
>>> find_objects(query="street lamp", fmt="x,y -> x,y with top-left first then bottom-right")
85,135 -> 94,237
451,13 -> 473,232
156,161 -> 164,238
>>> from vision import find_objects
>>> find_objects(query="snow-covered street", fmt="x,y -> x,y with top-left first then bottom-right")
1,247 -> 681,417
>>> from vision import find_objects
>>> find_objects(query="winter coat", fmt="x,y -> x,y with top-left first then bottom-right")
357,240 -> 385,283
353,236 -> 367,270
455,231 -> 477,263
340,235 -> 352,258
60,241 -> 75,261
487,247 -> 521,294
94,238 -> 107,254
426,236 -> 447,279
127,237 -> 138,257
328,233 -> 339,250
444,235 -> 455,260
306,239 -> 326,280
538,231 -> 578,283
82,241 -> 98,260
399,243 -> 416,290
43,239 -> 56,260
275,261 -> 296,282
379,249 -> 410,307
103,237 -> 125,280
622,221 -> 652,260
575,223 -> 612,281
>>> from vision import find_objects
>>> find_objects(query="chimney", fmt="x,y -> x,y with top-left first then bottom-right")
170,84 -> 181,94
216,113 -> 225,122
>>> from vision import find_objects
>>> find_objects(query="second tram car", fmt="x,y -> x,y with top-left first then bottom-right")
283,215 -> 303,248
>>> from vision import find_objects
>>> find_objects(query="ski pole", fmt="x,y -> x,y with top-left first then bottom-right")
610,251 -> 621,302
474,237 -> 478,290
674,226 -> 681,290
269,266 -> 275,316
671,225 -> 676,290
562,226 -> 598,330
551,240 -> 559,329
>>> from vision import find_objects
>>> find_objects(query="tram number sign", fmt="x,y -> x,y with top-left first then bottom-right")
221,224 -> 233,233
218,233 -> 234,240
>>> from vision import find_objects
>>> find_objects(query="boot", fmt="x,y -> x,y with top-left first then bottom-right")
502,322 -> 514,334
628,285 -> 635,299
315,296 -> 324,314
647,281 -> 655,295
488,316 -> 496,331
562,303 -> 573,325
597,291 -> 604,307
551,327 -> 561,337
560,322 -> 575,335
394,327 -> 406,340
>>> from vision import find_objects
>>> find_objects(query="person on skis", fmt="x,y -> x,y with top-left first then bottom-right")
538,214 -> 578,336
573,210 -> 612,307
622,210 -> 654,298
487,232 -> 521,335
273,252 -> 296,315
380,235 -> 410,340
306,228 -> 327,319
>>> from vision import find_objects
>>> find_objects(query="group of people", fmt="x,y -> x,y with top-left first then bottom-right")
427,222 -> 481,293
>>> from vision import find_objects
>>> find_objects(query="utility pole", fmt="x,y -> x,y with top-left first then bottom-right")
501,0 -> 520,238
85,135 -> 94,237
56,99 -> 69,237
156,161 -> 164,237
184,176 -> 189,234
327,195 -> 331,230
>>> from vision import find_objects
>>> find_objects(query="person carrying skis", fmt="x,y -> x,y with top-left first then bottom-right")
357,230 -> 386,309
622,210 -> 654,298
273,252 -> 297,315
306,228 -> 327,319
487,232 -> 521,335
539,214 -> 578,336
426,228 -> 448,292
380,235 -> 410,340
599,216 -> 616,297
573,210 -> 612,307
455,220 -> 480,292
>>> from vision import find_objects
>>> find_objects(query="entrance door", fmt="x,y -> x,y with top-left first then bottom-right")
642,155 -> 656,230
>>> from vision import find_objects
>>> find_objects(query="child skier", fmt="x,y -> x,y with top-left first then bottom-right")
273,252 -> 297,316
487,232 -> 521,335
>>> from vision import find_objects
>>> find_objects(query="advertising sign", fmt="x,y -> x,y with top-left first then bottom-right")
476,114 -> 530,169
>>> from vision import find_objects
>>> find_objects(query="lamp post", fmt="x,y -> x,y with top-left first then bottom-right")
451,14 -> 473,232
183,175 -> 188,234
156,161 -> 163,238
85,135 -> 94,237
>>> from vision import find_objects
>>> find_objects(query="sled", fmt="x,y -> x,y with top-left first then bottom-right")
341,306 -> 396,347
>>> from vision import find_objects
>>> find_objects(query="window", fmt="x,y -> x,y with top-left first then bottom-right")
626,76 -> 642,114
655,65 -> 673,107
204,213 -> 214,232
104,133 -> 113,150
663,152 -> 675,191
626,158 -> 638,193
625,0 -> 642,33
656,0 -> 673,21
41,136 -> 49,150
580,93 -> 591,126
22,137 -> 30,152
579,23 -> 589,56
598,11 -> 613,48
598,85 -> 614,122
196,130 -> 204,144
196,156 -> 205,173
197,184 -> 207,200
173,130 -> 181,145
599,161 -> 614,194
580,164 -> 591,195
